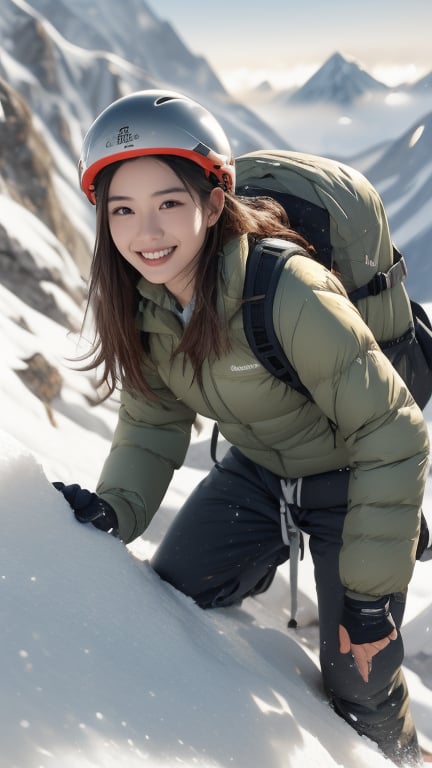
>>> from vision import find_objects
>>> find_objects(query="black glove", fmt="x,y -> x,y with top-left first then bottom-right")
341,595 -> 395,644
53,482 -> 118,535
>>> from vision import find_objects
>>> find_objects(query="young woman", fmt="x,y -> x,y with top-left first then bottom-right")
55,90 -> 430,766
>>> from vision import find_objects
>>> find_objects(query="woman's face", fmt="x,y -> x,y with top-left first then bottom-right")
107,156 -> 223,307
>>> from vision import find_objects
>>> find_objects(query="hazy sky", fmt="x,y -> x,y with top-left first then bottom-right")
147,0 -> 432,91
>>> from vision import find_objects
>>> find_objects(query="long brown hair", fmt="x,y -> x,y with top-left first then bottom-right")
80,155 -> 314,399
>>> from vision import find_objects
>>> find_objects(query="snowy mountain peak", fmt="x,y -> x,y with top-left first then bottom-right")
290,51 -> 389,105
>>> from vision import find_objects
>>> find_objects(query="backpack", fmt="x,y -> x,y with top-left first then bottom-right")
236,150 -> 432,410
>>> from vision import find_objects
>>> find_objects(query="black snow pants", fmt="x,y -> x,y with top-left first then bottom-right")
151,446 -> 422,766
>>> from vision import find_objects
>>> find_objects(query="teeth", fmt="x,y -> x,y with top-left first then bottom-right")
140,247 -> 173,261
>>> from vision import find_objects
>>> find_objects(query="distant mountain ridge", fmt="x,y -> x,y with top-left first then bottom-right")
410,70 -> 432,94
251,51 -> 431,105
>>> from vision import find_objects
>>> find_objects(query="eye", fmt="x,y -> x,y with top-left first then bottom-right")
109,205 -> 133,216
161,199 -> 182,210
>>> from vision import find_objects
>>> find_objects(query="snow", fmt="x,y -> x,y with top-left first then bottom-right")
0,194 -> 84,291
0,257 -> 431,767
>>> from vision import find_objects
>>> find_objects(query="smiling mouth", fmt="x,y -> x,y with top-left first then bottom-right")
138,247 -> 174,261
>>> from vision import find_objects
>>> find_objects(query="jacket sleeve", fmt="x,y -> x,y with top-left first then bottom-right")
276,256 -> 430,599
96,367 -> 196,543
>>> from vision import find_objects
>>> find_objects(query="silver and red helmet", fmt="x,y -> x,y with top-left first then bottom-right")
78,89 -> 235,203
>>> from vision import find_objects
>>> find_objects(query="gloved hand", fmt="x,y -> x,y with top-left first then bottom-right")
339,595 -> 397,683
341,595 -> 395,644
53,482 -> 118,535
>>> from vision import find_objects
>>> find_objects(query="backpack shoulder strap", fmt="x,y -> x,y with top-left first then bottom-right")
243,238 -> 312,400
211,238 -> 312,464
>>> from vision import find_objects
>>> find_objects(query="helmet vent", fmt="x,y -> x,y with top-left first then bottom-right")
154,95 -> 177,106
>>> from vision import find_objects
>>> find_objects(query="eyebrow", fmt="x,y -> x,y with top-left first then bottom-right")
108,186 -> 187,203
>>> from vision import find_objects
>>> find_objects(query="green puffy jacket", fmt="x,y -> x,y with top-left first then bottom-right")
97,235 -> 430,600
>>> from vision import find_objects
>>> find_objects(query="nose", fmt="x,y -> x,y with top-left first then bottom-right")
132,210 -> 163,245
